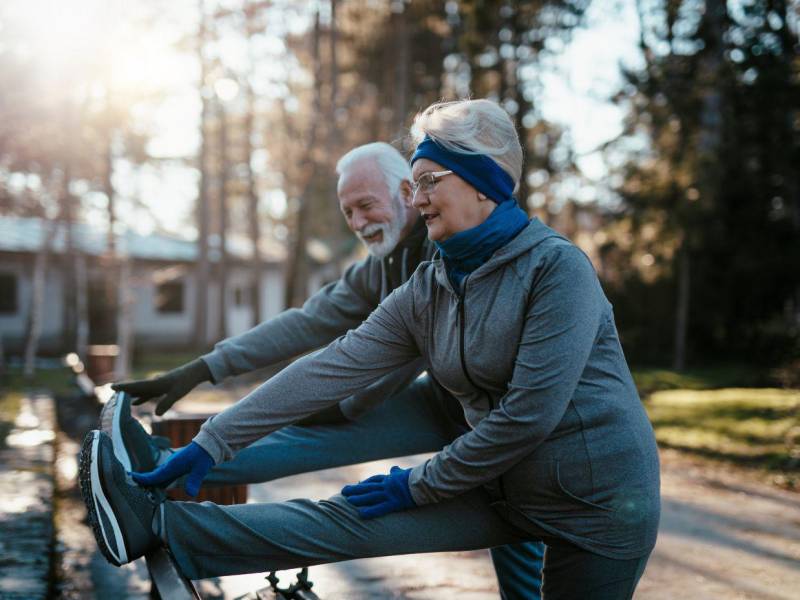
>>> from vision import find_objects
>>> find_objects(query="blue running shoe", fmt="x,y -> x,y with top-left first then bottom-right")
100,391 -> 173,473
79,430 -> 164,566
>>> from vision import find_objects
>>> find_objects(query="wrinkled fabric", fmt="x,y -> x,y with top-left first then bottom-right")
194,218 -> 660,560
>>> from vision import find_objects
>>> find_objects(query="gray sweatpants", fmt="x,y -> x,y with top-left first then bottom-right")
162,376 -> 647,597
164,489 -> 646,599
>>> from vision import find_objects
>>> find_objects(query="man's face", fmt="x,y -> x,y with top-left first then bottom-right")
337,159 -> 406,258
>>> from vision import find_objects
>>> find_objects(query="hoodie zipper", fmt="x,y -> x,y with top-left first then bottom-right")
457,278 -> 508,500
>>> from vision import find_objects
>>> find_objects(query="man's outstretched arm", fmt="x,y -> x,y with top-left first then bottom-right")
193,286 -> 420,463
113,257 -> 382,415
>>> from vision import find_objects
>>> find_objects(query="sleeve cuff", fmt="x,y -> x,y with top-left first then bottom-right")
193,419 -> 234,464
200,352 -> 228,385
408,461 -> 435,506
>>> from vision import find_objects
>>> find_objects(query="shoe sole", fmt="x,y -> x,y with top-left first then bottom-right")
79,430 -> 129,566
100,392 -> 133,472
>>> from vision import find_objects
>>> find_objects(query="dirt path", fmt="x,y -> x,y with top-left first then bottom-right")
637,449 -> 800,600
216,448 -> 800,599
56,389 -> 799,598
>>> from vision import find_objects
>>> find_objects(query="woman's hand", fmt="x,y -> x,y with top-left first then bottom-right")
131,441 -> 215,497
341,466 -> 416,519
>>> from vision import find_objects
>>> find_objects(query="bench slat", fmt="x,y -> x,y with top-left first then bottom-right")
145,547 -> 201,600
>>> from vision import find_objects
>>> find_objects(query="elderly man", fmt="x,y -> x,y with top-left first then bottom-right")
109,142 -> 544,599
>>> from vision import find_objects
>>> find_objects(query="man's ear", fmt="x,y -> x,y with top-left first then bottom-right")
399,179 -> 413,207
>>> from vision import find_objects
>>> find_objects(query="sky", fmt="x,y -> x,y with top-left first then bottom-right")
3,0 -> 643,240
539,0 -> 643,180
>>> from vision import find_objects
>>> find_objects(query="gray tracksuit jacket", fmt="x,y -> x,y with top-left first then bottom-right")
201,218 -> 434,419
195,217 -> 661,560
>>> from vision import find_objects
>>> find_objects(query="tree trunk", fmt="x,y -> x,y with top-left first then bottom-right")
195,0 -> 211,348
329,0 -> 339,125
217,101 -> 229,339
243,6 -> 262,326
105,129 -> 116,256
392,3 -> 409,138
0,334 -> 5,383
24,220 -> 58,378
59,158 -> 78,353
75,254 -> 89,359
243,83 -> 261,325
284,9 -> 322,308
673,245 -> 690,371
115,256 -> 134,380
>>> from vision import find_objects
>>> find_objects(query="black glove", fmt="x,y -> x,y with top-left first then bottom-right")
111,358 -> 213,416
295,403 -> 348,426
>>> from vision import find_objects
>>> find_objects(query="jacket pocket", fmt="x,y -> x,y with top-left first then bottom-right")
554,461 -> 615,512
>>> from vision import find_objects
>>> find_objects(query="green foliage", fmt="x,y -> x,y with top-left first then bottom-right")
604,0 -> 800,366
631,364 -> 768,395
645,387 -> 800,477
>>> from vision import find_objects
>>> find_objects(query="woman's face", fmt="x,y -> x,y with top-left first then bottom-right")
411,158 -> 496,242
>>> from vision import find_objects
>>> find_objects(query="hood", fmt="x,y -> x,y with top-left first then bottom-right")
432,217 -> 569,291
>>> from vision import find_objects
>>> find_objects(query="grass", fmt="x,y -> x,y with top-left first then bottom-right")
630,364 -> 768,395
631,366 -> 800,488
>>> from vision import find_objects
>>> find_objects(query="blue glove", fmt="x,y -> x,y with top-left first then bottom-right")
341,466 -> 416,519
131,441 -> 214,497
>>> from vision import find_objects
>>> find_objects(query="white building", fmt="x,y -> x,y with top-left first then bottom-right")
0,216 -> 334,355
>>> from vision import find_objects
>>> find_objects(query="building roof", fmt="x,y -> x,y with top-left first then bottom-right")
0,216 -> 283,263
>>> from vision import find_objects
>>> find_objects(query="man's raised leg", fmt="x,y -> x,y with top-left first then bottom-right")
202,375 -> 456,486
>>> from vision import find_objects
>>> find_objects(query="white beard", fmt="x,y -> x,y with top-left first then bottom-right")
357,196 -> 405,259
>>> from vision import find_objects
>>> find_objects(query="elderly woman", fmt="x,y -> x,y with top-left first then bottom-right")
81,99 -> 660,599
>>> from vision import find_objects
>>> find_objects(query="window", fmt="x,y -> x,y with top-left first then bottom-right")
233,285 -> 255,307
155,281 -> 184,313
0,273 -> 17,314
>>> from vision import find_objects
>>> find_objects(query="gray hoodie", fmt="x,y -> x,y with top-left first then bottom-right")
194,217 -> 661,560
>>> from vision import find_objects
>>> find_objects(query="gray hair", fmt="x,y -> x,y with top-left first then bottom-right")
410,99 -> 523,193
336,142 -> 411,197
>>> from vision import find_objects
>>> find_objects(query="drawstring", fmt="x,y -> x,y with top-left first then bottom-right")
401,247 -> 409,283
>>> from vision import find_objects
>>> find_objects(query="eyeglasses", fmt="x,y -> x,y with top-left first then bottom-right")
411,170 -> 453,198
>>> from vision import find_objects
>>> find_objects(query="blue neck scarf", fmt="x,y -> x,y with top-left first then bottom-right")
436,199 -> 530,289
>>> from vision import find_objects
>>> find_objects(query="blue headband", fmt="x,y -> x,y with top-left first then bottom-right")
410,136 -> 515,203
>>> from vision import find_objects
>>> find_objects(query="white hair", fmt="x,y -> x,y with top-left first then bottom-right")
336,142 -> 411,198
410,99 -> 523,193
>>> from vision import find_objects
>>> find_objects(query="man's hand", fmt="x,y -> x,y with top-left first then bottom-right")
341,466 -> 416,519
131,441 -> 214,497
112,358 -> 212,416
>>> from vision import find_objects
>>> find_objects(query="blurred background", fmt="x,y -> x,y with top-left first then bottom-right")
0,0 -> 796,375
0,1 -> 799,597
